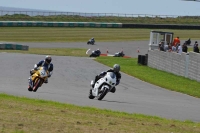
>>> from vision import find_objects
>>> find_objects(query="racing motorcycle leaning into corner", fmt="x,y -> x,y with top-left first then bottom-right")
87,37 -> 95,45
28,55 -> 53,92
90,49 -> 101,57
89,72 -> 117,100
28,66 -> 49,92
89,64 -> 121,100
113,51 -> 125,57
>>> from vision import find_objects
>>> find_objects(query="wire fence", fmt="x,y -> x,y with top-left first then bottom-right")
0,10 -> 200,24
0,10 -> 182,18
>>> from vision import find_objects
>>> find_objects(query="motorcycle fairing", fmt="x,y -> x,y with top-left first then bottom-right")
92,72 -> 116,97
31,67 -> 48,81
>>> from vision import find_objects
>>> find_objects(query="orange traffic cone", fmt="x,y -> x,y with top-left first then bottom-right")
137,47 -> 140,53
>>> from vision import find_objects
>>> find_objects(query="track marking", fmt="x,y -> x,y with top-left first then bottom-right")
86,49 -> 90,55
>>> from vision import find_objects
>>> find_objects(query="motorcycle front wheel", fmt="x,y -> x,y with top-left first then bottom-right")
33,78 -> 43,92
98,87 -> 108,100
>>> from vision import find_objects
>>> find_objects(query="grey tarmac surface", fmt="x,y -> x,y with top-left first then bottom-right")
1,51 -> 200,122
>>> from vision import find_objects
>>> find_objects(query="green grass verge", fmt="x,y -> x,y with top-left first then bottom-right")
95,57 -> 200,98
0,27 -> 200,42
0,48 -> 88,57
1,93 -> 200,133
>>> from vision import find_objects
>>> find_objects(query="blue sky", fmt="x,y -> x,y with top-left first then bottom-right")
1,0 -> 200,16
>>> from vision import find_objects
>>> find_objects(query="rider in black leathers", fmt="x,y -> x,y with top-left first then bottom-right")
185,38 -> 191,46
94,48 -> 101,56
91,37 -> 95,43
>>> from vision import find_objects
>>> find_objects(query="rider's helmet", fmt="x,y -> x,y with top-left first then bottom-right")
45,55 -> 52,64
97,48 -> 100,51
113,64 -> 120,73
92,37 -> 94,40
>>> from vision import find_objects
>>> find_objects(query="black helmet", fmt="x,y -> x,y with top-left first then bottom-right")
113,64 -> 120,72
45,55 -> 52,64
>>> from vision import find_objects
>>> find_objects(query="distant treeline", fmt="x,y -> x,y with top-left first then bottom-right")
1,14 -> 200,25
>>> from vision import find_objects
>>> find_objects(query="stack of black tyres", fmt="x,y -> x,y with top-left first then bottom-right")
138,54 -> 148,65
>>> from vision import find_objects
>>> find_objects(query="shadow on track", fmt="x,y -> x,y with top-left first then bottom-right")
100,99 -> 134,105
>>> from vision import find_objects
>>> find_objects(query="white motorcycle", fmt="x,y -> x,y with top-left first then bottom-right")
89,72 -> 116,100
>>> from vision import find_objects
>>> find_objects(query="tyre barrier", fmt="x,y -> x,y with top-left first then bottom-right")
138,54 -> 148,65
0,21 -> 199,29
0,43 -> 29,50
0,21 -> 122,28
122,23 -> 200,30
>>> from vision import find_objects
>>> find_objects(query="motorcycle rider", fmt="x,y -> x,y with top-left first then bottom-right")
91,37 -> 95,43
91,64 -> 121,93
94,48 -> 101,56
119,50 -> 124,56
28,55 -> 53,91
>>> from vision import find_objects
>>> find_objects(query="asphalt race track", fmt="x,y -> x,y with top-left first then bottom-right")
1,41 -> 200,122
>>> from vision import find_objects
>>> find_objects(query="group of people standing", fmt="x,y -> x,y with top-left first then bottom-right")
159,36 -> 199,54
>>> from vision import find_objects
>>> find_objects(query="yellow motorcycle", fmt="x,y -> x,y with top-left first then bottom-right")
30,67 -> 49,92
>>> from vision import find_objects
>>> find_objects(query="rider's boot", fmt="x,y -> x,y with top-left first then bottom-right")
28,77 -> 33,91
110,87 -> 116,93
44,78 -> 48,84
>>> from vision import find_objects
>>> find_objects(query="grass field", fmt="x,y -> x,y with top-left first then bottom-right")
1,93 -> 200,133
0,27 -> 200,42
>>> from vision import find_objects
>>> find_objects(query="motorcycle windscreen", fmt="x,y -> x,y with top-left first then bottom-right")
39,67 -> 48,77
108,72 -> 116,79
